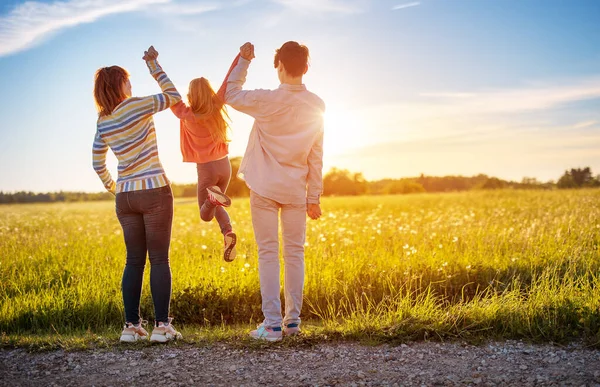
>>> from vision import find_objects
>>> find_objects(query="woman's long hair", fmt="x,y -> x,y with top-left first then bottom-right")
187,77 -> 230,144
94,66 -> 129,117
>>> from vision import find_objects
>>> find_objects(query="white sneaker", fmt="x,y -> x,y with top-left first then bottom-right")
224,231 -> 237,262
207,186 -> 231,207
120,321 -> 149,343
249,324 -> 282,342
150,318 -> 182,343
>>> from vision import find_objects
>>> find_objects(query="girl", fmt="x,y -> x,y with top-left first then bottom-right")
92,46 -> 183,343
170,76 -> 237,262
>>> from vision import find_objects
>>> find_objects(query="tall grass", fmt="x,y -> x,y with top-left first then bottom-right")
1,190 -> 598,344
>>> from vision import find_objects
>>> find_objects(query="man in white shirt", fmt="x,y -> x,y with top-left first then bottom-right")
225,41 -> 325,341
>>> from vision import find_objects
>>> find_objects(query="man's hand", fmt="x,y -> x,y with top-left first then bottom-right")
307,203 -> 321,220
142,46 -> 159,61
240,42 -> 255,61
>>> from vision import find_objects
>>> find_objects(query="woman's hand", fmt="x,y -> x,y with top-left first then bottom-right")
142,46 -> 159,61
240,42 -> 255,61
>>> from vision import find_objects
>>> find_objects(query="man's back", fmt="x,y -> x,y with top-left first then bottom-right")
225,57 -> 325,204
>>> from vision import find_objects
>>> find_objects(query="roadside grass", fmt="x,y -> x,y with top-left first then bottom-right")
1,190 -> 599,350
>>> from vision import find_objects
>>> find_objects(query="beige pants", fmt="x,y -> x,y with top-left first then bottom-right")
250,191 -> 306,328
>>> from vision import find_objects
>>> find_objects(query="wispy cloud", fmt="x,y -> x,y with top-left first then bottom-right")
270,0 -> 365,15
0,0 -> 170,57
571,120 -> 598,130
152,2 -> 219,15
392,2 -> 420,11
417,78 -> 600,114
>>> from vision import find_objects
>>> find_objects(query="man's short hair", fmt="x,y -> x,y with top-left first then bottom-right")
274,41 -> 309,78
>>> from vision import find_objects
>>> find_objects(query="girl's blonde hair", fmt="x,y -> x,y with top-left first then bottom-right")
187,77 -> 230,144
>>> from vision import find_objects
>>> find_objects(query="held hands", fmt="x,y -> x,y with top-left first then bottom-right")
142,46 -> 159,61
240,42 -> 255,61
307,203 -> 322,220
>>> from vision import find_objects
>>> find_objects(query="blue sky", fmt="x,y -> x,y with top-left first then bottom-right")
0,0 -> 599,192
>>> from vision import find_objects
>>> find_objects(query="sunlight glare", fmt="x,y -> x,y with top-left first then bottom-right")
323,108 -> 367,156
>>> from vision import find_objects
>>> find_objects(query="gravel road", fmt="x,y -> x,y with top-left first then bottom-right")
1,340 -> 599,386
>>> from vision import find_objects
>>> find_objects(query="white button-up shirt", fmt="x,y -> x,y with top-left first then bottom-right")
225,57 -> 325,204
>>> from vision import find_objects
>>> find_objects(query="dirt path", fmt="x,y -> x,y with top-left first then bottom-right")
1,341 -> 599,386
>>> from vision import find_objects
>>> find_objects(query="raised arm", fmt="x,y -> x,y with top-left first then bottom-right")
170,101 -> 192,120
223,43 -> 271,117
92,131 -> 116,194
142,46 -> 182,114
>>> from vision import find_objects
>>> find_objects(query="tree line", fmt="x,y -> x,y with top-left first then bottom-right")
1,161 -> 597,204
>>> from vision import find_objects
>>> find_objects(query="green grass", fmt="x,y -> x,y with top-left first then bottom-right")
1,189 -> 599,348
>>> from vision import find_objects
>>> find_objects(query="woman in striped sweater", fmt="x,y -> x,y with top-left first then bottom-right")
92,46 -> 182,343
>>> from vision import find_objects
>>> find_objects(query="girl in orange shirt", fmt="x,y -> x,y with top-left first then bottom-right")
170,77 -> 236,262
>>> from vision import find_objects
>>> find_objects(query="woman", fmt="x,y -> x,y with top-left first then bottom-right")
170,76 -> 237,262
92,46 -> 182,343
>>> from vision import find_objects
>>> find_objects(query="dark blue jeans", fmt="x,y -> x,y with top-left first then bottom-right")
116,185 -> 173,325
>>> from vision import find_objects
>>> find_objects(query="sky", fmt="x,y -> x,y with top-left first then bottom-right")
0,0 -> 599,192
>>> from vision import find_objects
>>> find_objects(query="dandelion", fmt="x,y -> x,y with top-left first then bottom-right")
220,266 -> 226,273
331,243 -> 336,247
201,245 -> 207,250
442,262 -> 448,267
321,237 -> 327,242
304,242 -> 310,247
410,230 -> 417,235
439,244 -> 443,249
244,263 -> 250,268
406,251 -> 411,256
452,236 -> 458,243
403,244 -> 409,249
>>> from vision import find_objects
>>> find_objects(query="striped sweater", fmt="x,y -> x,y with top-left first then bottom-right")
92,60 -> 181,194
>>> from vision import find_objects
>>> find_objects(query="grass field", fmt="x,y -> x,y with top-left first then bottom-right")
1,190 -> 599,348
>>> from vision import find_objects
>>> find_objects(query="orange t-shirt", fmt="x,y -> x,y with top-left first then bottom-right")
170,102 -> 228,164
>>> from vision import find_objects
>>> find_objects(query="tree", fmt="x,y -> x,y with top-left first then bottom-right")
481,177 -> 507,190
557,171 -> 577,189
323,168 -> 368,196
383,180 -> 425,194
570,167 -> 593,187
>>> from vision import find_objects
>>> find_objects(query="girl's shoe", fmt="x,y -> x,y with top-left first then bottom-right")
283,323 -> 301,336
224,231 -> 237,262
207,186 -> 231,207
150,318 -> 182,343
249,324 -> 282,342
120,321 -> 149,342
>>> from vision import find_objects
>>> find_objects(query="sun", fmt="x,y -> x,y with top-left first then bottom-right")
323,109 -> 365,156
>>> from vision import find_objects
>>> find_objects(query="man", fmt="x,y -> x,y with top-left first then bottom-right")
224,41 -> 325,341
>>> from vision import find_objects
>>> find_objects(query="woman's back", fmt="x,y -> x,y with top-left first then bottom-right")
92,59 -> 181,193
